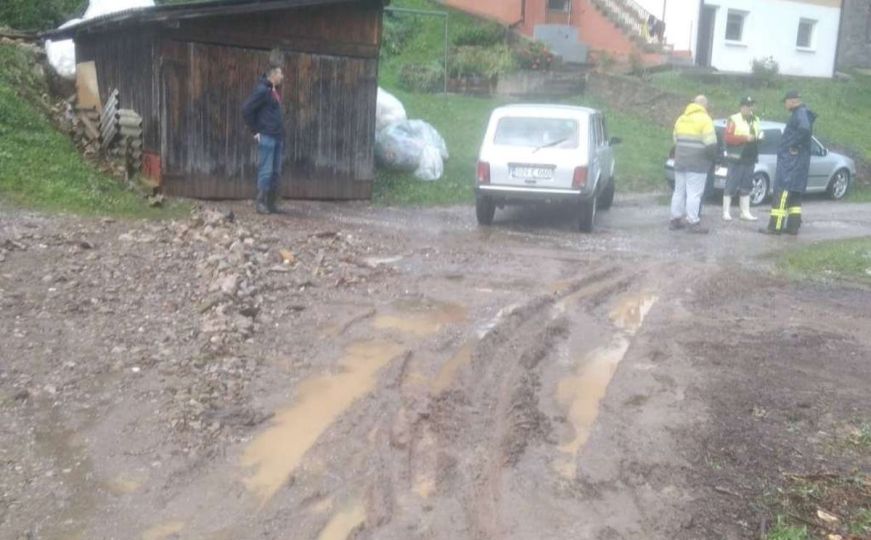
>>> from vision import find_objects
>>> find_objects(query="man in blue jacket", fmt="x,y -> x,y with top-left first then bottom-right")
763,90 -> 816,235
242,66 -> 285,214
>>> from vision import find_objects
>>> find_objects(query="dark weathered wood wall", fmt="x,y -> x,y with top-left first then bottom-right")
76,30 -> 160,152
76,1 -> 382,200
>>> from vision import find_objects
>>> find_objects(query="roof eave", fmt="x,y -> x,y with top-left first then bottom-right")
41,0 -> 381,40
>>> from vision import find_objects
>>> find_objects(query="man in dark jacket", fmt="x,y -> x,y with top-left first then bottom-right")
242,66 -> 285,214
764,90 -> 816,235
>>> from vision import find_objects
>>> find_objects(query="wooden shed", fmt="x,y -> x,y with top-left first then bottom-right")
46,0 -> 385,200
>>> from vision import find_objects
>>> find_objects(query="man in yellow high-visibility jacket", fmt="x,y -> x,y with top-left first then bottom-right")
723,96 -> 764,221
671,95 -> 718,234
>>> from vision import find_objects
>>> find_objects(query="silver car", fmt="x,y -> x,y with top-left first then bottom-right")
665,120 -> 856,206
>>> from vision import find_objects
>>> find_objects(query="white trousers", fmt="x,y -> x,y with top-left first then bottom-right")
671,171 -> 707,224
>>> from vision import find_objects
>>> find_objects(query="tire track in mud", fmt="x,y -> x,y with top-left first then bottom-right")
374,263 -> 655,539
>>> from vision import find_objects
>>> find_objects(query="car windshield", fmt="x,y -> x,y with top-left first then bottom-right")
493,117 -> 581,149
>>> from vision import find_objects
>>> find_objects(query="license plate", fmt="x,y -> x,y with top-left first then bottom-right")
510,166 -> 553,180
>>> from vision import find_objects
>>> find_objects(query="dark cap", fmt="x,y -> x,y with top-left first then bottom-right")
740,96 -> 755,106
783,90 -> 800,101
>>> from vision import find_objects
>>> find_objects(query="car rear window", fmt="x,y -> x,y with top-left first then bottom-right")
493,117 -> 581,149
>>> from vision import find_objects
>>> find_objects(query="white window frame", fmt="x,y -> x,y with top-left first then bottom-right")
725,9 -> 748,45
796,18 -> 817,51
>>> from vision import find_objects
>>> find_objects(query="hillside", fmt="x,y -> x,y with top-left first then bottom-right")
0,43 -> 176,216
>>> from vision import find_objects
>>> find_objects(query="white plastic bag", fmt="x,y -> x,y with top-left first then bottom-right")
375,119 -> 449,180
45,19 -> 81,80
376,87 -> 407,133
415,145 -> 444,181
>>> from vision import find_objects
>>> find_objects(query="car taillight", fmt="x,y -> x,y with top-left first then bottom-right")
572,166 -> 587,189
477,161 -> 490,185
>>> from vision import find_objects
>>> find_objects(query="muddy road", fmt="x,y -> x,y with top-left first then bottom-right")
2,196 -> 870,540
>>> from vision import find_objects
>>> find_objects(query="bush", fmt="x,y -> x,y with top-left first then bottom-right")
399,63 -> 444,93
452,25 -> 505,47
751,56 -> 780,87
513,40 -> 554,71
449,45 -> 517,79
381,13 -> 416,58
0,0 -> 84,31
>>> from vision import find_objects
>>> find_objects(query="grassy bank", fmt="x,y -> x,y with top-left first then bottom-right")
0,44 -> 184,217
778,236 -> 871,285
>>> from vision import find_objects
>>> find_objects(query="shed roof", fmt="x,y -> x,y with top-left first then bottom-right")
42,0 -> 384,40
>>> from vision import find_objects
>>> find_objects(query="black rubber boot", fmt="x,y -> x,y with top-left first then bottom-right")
255,191 -> 270,214
784,214 -> 802,235
266,190 -> 280,214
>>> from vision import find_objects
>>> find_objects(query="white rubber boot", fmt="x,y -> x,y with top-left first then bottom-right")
739,195 -> 757,221
722,195 -> 733,221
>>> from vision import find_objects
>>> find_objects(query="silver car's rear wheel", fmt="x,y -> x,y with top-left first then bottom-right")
749,173 -> 769,206
827,169 -> 850,200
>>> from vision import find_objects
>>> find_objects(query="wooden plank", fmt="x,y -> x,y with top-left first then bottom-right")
77,113 -> 101,140
168,28 -> 380,59
75,62 -> 102,110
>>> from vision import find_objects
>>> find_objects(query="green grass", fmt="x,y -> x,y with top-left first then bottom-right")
766,517 -> 809,540
778,236 -> 871,285
649,70 -> 871,166
380,0 -> 504,89
0,44 -> 186,218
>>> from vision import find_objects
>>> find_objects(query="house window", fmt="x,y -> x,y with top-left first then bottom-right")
725,10 -> 746,42
796,18 -> 816,48
548,0 -> 571,12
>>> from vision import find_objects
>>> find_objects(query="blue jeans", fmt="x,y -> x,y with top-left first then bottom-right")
257,135 -> 283,194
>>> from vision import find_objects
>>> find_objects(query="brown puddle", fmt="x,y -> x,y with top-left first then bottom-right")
555,294 -> 658,477
373,300 -> 466,337
610,293 -> 658,335
317,500 -> 366,540
141,521 -> 185,540
431,341 -> 474,394
240,340 -> 406,504
555,337 -> 631,476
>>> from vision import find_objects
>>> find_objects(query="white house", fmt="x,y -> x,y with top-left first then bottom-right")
692,0 -> 842,77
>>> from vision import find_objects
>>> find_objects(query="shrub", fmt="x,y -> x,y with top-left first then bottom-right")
398,63 -> 444,93
381,13 -> 416,58
751,56 -> 780,86
628,51 -> 644,75
452,25 -> 505,47
0,0 -> 84,31
598,51 -> 616,73
514,40 -> 554,71
449,45 -> 517,79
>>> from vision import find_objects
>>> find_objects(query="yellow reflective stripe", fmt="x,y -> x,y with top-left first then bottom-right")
788,207 -> 802,215
773,192 -> 788,230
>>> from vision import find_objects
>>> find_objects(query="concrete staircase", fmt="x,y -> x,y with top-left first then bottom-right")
590,0 -> 672,54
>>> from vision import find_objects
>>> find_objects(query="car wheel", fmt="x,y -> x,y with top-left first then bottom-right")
578,195 -> 597,232
827,168 -> 851,200
599,179 -> 615,210
749,172 -> 770,206
475,196 -> 495,225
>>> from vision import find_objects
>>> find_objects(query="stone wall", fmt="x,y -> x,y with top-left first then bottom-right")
837,0 -> 871,70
